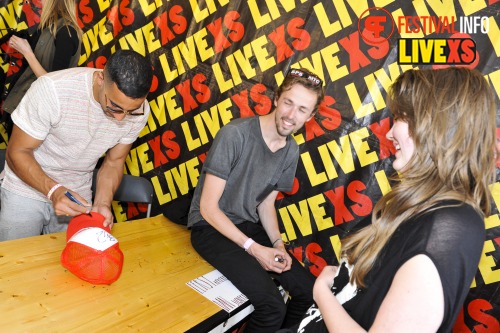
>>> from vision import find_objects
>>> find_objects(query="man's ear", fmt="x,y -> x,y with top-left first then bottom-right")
95,71 -> 104,86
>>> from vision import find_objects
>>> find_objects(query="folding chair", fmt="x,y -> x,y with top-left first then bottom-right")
92,169 -> 154,218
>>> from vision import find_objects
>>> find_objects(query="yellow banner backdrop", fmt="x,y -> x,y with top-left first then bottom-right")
1,0 -> 499,330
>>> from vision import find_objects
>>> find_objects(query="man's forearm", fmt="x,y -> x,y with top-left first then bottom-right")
257,191 -> 282,244
200,202 -> 250,247
93,143 -> 133,208
93,163 -> 124,207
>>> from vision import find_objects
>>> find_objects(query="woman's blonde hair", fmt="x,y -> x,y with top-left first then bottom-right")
39,0 -> 82,38
342,67 -> 497,288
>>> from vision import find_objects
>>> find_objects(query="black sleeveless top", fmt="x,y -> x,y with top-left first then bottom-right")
294,201 -> 484,332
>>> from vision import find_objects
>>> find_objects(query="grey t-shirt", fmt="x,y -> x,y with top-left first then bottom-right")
187,116 -> 299,227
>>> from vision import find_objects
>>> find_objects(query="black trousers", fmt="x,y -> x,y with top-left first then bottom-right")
191,222 -> 315,333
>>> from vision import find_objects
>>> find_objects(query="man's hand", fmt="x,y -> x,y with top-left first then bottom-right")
92,203 -> 114,228
247,242 -> 292,273
273,242 -> 292,271
51,187 -> 90,217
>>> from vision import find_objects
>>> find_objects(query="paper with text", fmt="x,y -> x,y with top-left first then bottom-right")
186,269 -> 249,312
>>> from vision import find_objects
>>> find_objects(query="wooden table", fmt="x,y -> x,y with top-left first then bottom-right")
0,215 -> 250,332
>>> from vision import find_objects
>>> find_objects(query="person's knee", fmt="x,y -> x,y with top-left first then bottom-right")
0,189 -> 47,240
252,292 -> 287,323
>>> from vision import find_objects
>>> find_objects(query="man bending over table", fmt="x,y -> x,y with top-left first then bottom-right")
0,50 -> 153,241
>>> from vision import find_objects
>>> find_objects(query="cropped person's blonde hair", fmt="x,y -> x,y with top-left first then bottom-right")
39,0 -> 82,38
342,67 -> 497,288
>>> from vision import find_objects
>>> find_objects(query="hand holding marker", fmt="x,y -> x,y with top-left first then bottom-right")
65,191 -> 92,216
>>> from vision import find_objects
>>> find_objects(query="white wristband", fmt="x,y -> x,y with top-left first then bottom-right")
243,238 -> 255,251
47,183 -> 62,201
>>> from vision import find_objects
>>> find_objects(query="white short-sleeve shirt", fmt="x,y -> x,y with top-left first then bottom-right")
3,67 -> 150,202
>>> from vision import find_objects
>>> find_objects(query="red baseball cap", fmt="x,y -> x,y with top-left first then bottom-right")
61,213 -> 124,285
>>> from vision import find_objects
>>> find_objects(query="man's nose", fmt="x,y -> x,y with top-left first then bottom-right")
287,106 -> 299,118
113,113 -> 127,121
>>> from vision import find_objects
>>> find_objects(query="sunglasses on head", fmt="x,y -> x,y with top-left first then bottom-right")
287,69 -> 322,86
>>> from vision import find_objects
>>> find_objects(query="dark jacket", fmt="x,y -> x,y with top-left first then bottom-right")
2,19 -> 81,114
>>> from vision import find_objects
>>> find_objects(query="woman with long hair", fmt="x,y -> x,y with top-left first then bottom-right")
2,0 -> 82,133
284,67 -> 496,333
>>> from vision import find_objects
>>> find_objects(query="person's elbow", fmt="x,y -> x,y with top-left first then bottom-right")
5,145 -> 28,170
199,200 -> 211,221
5,148 -> 13,168
199,197 -> 218,222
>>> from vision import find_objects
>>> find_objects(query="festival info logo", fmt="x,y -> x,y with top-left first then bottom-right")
358,7 -> 394,44
358,7 -> 487,65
